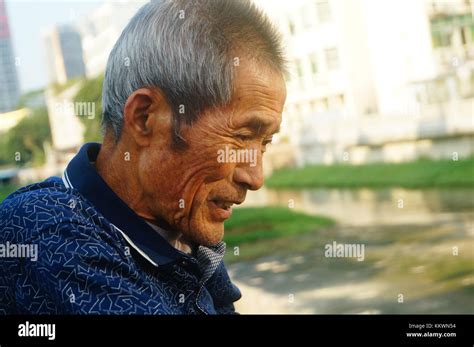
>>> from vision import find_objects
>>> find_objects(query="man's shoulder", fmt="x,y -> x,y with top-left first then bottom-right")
0,176 -> 96,243
2,176 -> 68,206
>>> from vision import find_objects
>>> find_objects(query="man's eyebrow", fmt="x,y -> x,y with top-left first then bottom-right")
240,116 -> 280,134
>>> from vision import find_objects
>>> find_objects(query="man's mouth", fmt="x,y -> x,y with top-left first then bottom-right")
208,198 -> 243,221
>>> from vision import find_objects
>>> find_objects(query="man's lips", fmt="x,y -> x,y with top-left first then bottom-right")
208,198 -> 244,221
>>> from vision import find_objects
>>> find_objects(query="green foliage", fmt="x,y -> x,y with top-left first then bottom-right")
0,107 -> 51,167
16,88 -> 45,108
0,184 -> 19,203
266,157 -> 474,189
223,206 -> 334,263
224,206 -> 334,246
73,75 -> 104,142
50,77 -> 82,95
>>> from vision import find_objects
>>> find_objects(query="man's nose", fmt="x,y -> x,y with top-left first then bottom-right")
232,154 -> 264,191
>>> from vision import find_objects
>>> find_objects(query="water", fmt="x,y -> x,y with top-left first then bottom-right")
229,188 -> 474,313
242,187 -> 474,226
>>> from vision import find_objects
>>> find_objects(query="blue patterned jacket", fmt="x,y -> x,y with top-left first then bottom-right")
0,143 -> 241,314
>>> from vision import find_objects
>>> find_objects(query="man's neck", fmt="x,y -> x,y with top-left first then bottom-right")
145,220 -> 193,254
95,140 -> 145,212
95,140 -> 191,253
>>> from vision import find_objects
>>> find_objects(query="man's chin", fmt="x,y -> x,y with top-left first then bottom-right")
189,221 -> 225,247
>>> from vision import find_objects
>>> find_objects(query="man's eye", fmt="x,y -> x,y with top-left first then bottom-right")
263,138 -> 273,146
236,134 -> 252,141
261,139 -> 273,153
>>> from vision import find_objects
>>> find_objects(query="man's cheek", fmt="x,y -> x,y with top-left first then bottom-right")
189,160 -> 233,183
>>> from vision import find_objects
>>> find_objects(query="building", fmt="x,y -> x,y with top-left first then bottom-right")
0,0 -> 20,112
78,0 -> 147,78
42,24 -> 86,85
256,0 -> 474,166
38,0 -> 146,171
45,85 -> 84,154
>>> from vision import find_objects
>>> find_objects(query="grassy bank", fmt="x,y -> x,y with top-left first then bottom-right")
266,157 -> 474,189
0,184 -> 19,203
224,206 -> 335,263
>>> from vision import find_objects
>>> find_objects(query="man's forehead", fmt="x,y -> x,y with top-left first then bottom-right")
233,60 -> 286,101
231,69 -> 286,118
235,112 -> 282,134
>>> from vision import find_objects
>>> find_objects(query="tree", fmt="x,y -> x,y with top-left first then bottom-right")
73,74 -> 104,142
0,107 -> 51,167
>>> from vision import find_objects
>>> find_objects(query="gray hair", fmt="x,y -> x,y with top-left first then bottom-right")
102,0 -> 286,147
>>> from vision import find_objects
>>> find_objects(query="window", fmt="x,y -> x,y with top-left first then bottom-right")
325,48 -> 340,70
288,19 -> 295,35
319,98 -> 329,112
338,93 -> 345,104
310,100 -> 318,114
296,59 -> 304,78
329,94 -> 345,111
431,31 -> 452,47
310,53 -> 318,75
294,104 -> 301,117
301,5 -> 313,30
316,1 -> 331,23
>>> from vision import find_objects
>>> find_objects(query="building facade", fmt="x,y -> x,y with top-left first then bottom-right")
42,25 -> 86,85
0,0 -> 20,113
256,0 -> 474,166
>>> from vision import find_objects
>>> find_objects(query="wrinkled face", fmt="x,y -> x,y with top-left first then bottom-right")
140,62 -> 286,246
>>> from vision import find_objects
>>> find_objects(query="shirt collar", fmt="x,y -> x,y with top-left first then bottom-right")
63,142 -> 186,267
196,243 -> 226,284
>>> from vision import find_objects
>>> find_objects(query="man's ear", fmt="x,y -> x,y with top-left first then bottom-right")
123,88 -> 172,147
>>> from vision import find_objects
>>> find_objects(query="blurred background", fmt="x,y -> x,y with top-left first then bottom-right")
0,0 -> 473,313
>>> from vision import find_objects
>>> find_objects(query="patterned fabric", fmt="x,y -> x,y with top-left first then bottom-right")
196,243 -> 226,284
0,143 -> 241,314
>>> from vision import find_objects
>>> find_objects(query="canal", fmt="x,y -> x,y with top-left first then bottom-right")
229,188 -> 474,313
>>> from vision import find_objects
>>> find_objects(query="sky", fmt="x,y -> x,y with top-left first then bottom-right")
5,0 -> 104,93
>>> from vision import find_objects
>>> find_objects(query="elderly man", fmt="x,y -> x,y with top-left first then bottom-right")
0,0 -> 286,314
